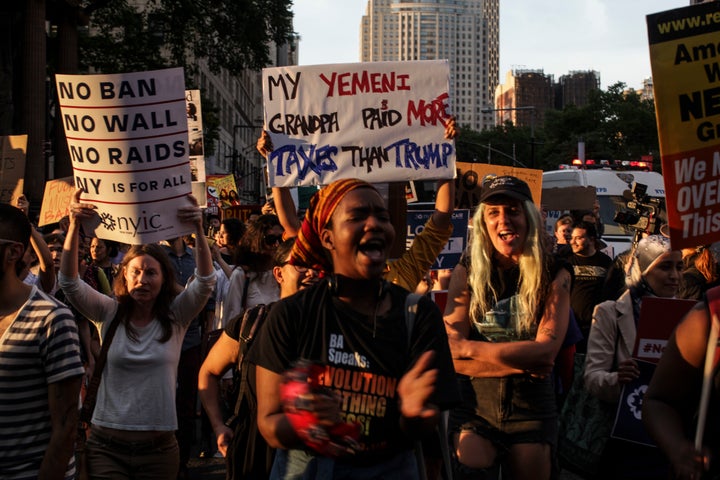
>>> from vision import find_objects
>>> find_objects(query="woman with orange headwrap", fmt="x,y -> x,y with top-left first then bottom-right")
247,179 -> 459,479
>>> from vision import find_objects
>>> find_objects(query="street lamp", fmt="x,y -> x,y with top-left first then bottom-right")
481,105 -> 537,168
230,124 -> 263,201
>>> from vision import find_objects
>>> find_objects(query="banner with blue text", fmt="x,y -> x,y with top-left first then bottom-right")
262,60 -> 456,187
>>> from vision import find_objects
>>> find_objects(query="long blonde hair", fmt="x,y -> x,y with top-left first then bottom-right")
467,199 -> 549,334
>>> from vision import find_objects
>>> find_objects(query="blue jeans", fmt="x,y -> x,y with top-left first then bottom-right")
270,449 -> 420,480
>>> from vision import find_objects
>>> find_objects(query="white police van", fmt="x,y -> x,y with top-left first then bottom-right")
543,168 -> 666,257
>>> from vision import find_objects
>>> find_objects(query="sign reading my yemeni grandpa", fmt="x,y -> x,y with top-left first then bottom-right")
55,68 -> 194,245
262,60 -> 456,187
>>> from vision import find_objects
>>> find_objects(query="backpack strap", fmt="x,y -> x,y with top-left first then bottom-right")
231,303 -> 272,419
80,312 -> 122,425
404,292 -> 454,480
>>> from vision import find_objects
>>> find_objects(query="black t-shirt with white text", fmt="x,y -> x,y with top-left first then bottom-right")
247,279 -> 460,462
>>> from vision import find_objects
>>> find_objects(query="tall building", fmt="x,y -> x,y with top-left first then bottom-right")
360,0 -> 499,132
192,36 -> 298,204
494,69 -> 554,128
556,70 -> 600,109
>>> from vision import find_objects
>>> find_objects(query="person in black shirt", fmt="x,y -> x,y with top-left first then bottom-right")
249,179 -> 459,479
568,221 -> 613,352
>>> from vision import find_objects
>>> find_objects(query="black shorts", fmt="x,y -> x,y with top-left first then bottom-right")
449,374 -> 558,450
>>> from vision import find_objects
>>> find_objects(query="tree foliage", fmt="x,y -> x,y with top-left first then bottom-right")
76,0 -> 294,157
79,0 -> 295,75
461,82 -> 660,172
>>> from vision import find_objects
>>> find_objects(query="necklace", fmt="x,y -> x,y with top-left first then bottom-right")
371,281 -> 386,339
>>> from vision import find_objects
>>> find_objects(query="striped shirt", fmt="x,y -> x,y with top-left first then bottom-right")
0,286 -> 84,480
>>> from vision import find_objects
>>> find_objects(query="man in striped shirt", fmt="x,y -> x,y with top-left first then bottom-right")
0,203 -> 84,480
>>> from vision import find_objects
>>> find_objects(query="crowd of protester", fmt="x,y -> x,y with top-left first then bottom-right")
1,126 -> 720,479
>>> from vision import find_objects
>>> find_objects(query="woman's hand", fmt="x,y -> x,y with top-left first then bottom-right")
69,189 -> 97,223
256,130 -> 273,157
443,116 -> 458,140
14,194 -> 29,216
616,358 -> 640,384
303,391 -> 343,427
669,442 -> 710,480
214,424 -> 234,457
397,350 -> 438,419
177,194 -> 203,231
210,243 -> 222,262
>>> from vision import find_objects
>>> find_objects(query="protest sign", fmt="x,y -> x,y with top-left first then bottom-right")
38,177 -> 74,227
223,205 -> 263,223
185,89 -> 206,208
406,209 -> 469,270
405,181 -> 418,203
0,135 -> 28,204
262,60 -> 455,187
55,68 -> 193,244
206,174 -> 239,212
455,162 -> 543,211
634,297 -> 696,363
647,2 -> 720,249
611,359 -> 657,446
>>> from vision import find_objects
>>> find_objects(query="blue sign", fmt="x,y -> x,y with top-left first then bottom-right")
611,359 -> 657,447
405,209 -> 469,270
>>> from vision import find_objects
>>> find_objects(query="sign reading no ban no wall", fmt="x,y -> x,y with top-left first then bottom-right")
55,68 -> 195,245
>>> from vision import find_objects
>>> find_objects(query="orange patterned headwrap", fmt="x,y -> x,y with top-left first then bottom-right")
290,178 -> 374,273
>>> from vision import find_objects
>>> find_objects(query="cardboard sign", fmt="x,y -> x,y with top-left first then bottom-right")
633,296 -> 696,362
38,177 -> 74,227
55,68 -> 194,244
455,162 -> 543,211
611,359 -> 657,446
0,135 -> 28,205
406,209 -> 469,270
262,60 -> 456,187
647,2 -> 720,249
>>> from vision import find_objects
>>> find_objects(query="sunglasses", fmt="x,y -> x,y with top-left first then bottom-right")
279,261 -> 314,275
264,234 -> 283,246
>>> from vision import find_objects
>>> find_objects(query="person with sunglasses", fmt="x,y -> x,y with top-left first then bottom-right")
214,214 -> 284,332
199,238 -> 321,479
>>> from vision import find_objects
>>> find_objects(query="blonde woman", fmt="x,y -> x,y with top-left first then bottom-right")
444,176 -> 572,480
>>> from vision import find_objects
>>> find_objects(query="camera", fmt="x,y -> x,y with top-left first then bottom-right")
613,182 -> 663,234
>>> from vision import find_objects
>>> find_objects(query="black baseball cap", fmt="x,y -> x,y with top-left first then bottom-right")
480,175 -> 533,204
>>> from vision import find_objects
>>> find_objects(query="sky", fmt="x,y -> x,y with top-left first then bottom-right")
292,0 -> 688,91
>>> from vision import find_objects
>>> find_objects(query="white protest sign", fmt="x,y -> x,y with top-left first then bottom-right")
55,68 -> 194,244
262,60 -> 455,187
